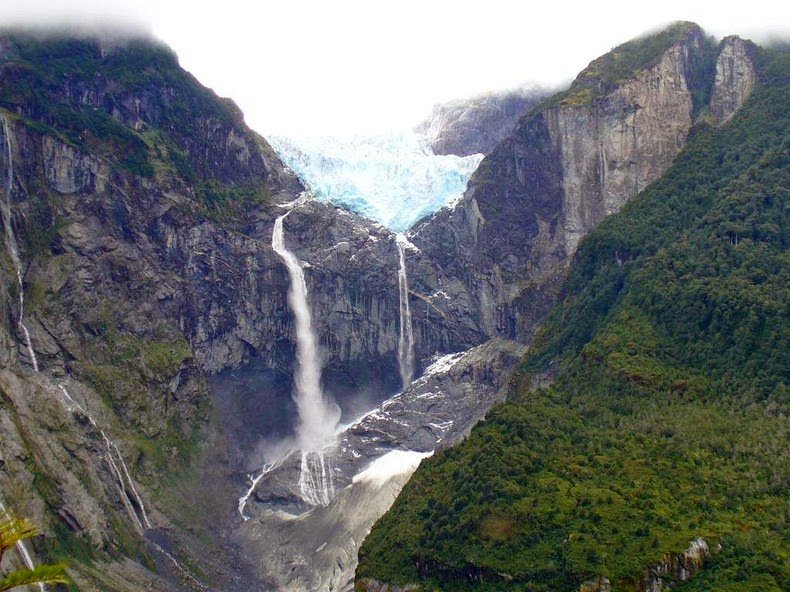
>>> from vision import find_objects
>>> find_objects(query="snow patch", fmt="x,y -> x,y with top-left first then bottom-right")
423,352 -> 467,377
352,450 -> 433,488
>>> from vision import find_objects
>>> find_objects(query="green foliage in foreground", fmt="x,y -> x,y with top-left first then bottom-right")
356,48 -> 789,592
0,512 -> 70,591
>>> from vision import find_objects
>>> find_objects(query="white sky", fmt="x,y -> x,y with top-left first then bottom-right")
0,0 -> 788,135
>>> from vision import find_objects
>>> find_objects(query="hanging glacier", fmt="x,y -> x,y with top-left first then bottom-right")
268,132 -> 483,232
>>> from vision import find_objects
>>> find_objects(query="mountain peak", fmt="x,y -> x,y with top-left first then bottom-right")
556,21 -> 709,105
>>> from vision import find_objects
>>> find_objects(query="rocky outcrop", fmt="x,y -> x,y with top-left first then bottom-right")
416,85 -> 549,156
709,36 -> 757,124
411,25 -> 755,343
580,577 -> 611,592
645,538 -> 710,592
235,339 -> 526,592
0,24 -> 759,592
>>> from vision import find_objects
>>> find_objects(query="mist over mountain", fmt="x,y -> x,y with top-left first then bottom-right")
0,19 -> 786,592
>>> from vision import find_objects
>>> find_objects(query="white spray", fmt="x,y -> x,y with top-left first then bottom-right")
272,208 -> 340,506
0,115 -> 38,371
396,234 -> 415,387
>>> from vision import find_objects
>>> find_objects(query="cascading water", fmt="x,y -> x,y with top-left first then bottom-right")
0,115 -> 38,372
396,234 -> 415,387
56,385 -> 151,533
0,499 -> 45,592
0,114 -> 44,589
238,460 -> 284,521
0,115 -> 203,588
272,208 -> 340,507
57,387 -> 207,588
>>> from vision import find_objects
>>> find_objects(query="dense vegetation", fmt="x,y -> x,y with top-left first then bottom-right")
0,29 -> 269,213
356,47 -> 789,592
546,22 -> 717,109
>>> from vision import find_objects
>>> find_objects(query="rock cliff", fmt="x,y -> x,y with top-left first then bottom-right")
0,22 -> 762,592
0,29 -> 483,590
416,85 -> 550,156
235,339 -> 526,591
410,23 -> 755,343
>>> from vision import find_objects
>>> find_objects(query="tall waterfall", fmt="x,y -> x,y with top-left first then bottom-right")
0,115 -> 44,591
1,116 -> 38,371
272,209 -> 340,506
396,234 -> 415,387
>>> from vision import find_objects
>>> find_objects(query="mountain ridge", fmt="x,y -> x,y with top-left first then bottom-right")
0,21 -> 783,592
355,38 -> 788,592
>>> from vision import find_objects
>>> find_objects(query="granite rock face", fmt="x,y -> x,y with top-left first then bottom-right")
0,25 -> 758,592
411,25 -> 755,343
709,36 -> 757,124
645,539 -> 711,592
0,30 -> 485,591
235,339 -> 526,592
416,85 -> 550,156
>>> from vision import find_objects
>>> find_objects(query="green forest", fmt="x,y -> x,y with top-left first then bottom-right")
356,45 -> 789,592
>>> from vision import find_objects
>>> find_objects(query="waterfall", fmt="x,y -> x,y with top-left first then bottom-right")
238,459 -> 284,521
0,499 -> 45,592
57,390 -> 205,587
396,234 -> 415,387
298,450 -> 334,507
0,116 -> 38,371
0,114 -> 197,586
0,115 -> 43,589
57,385 -> 151,532
272,209 -> 340,506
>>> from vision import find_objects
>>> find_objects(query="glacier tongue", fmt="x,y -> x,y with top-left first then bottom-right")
268,132 -> 483,232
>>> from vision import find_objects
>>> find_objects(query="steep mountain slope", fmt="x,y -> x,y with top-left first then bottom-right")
410,22 -> 747,344
356,44 -> 789,592
0,28 -> 486,591
0,27 -> 302,591
0,22 -> 778,592
416,85 -> 550,157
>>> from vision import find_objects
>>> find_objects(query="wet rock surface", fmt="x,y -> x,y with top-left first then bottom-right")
235,339 -> 526,591
0,26 -> 757,592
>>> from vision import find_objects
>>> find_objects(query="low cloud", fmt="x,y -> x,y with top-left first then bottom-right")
0,0 -> 152,35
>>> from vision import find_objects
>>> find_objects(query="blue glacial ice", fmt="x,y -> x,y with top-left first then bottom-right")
268,132 -> 483,232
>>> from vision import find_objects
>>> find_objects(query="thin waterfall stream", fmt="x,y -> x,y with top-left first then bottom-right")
1,114 -> 205,590
0,114 -> 45,589
0,498 -> 45,592
1,115 -> 38,371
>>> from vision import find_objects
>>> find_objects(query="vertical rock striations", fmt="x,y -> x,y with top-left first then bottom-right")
412,23 -> 755,343
709,36 -> 757,124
